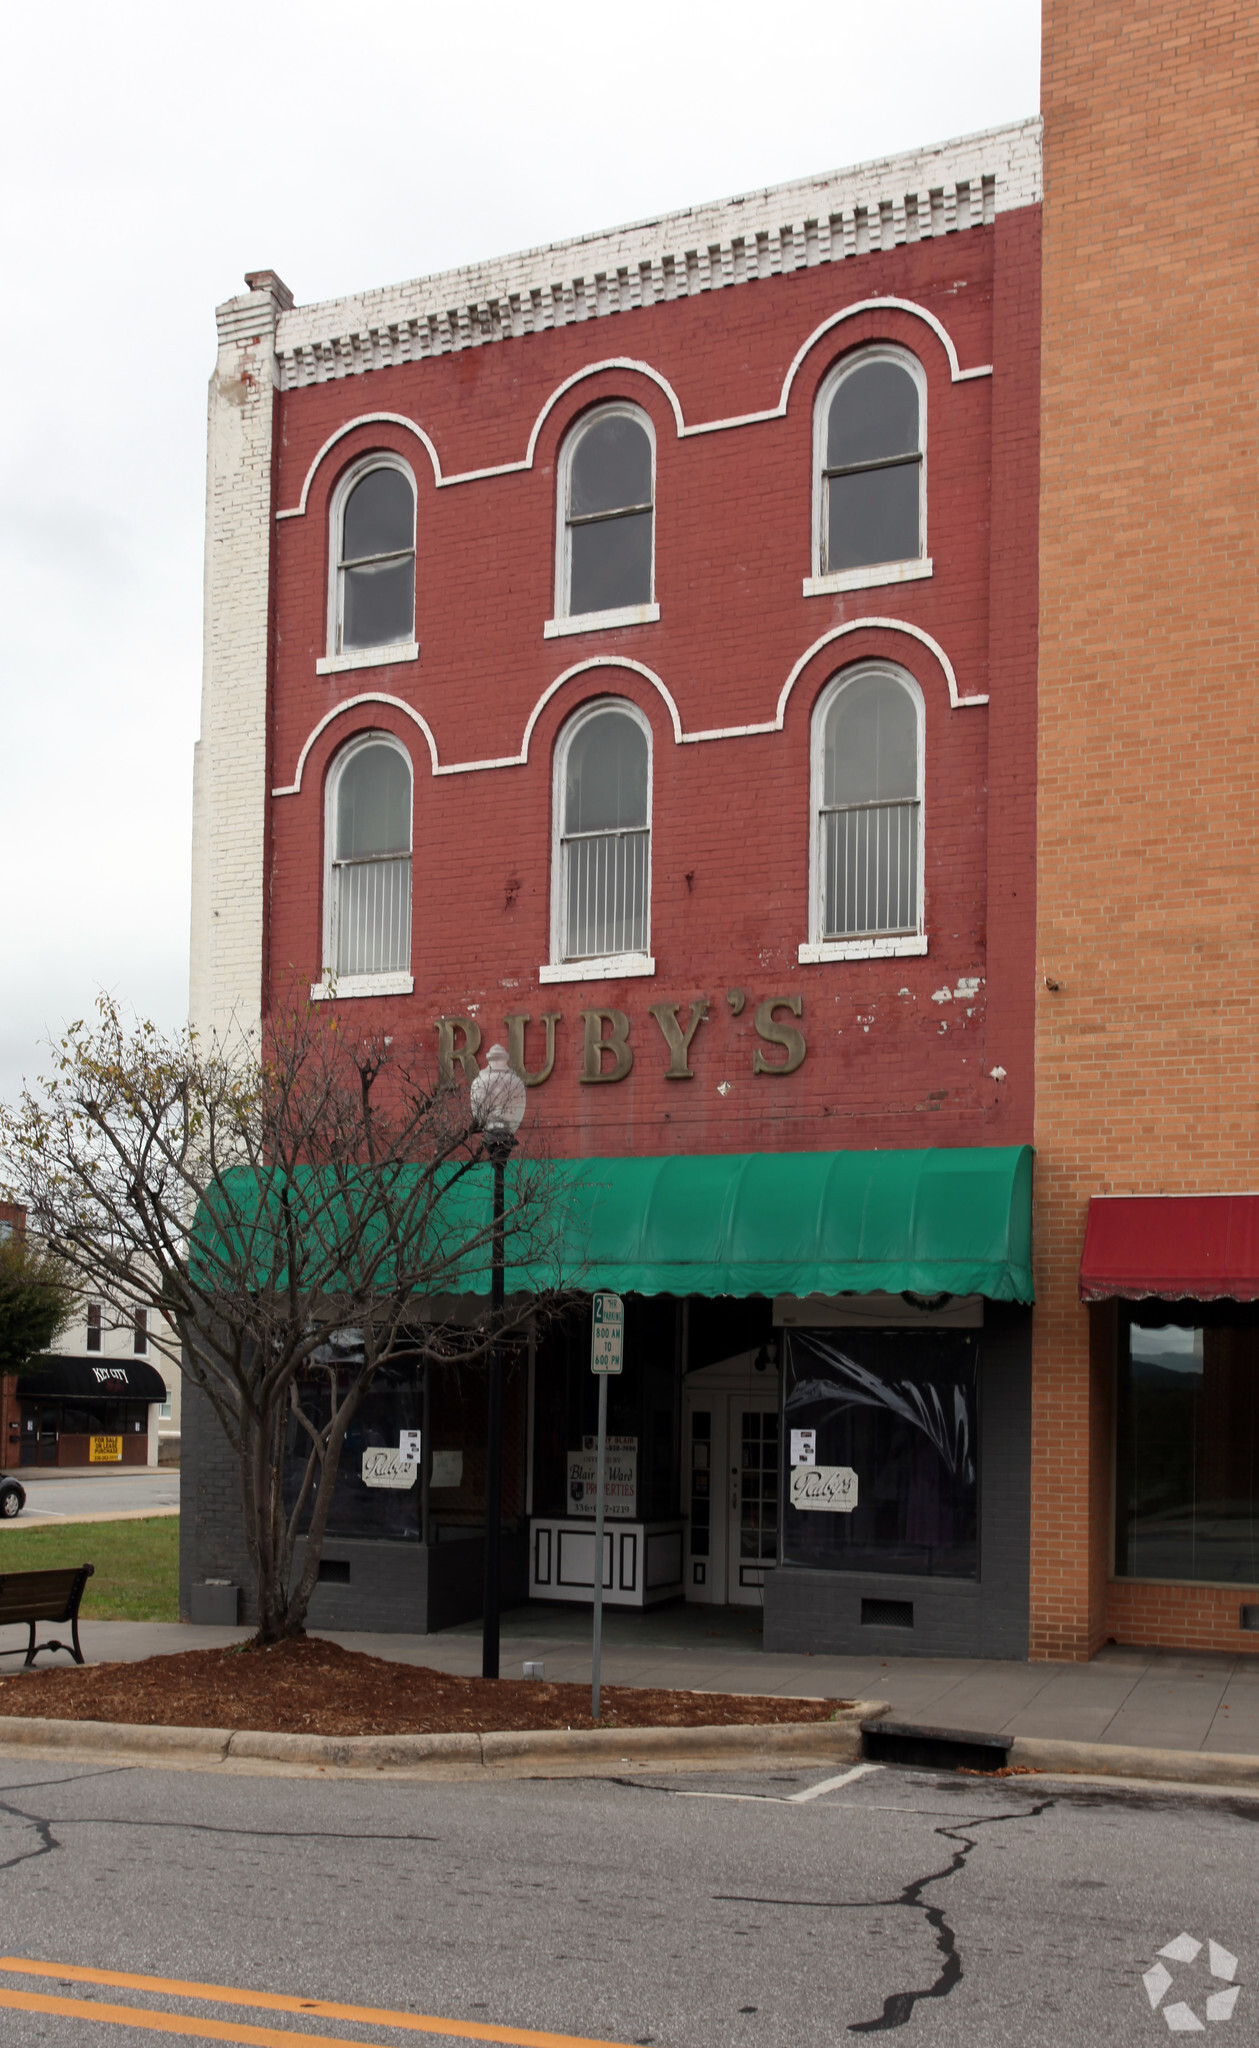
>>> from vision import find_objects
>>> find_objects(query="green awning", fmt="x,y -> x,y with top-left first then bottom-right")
191,1145 -> 1033,1306
545,1146 -> 1033,1304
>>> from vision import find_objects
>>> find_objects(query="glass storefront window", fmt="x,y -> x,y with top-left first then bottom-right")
782,1328 -> 979,1579
1116,1317 -> 1259,1584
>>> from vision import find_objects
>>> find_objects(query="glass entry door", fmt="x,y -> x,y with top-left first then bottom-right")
729,1399 -> 780,1605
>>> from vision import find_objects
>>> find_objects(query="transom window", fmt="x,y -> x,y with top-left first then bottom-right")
816,351 -> 925,576
324,736 -> 413,980
552,702 -> 651,965
332,461 -> 416,653
559,408 -> 655,620
811,667 -> 923,943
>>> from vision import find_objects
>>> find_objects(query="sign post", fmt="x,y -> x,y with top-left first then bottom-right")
589,1290 -> 624,1721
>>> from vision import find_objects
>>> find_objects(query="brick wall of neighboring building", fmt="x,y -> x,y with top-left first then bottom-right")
263,183 -> 1042,1168
0,1202 -> 23,1469
1034,2 -> 1259,1657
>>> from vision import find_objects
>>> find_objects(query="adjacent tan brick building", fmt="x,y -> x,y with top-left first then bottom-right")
1034,0 -> 1259,1657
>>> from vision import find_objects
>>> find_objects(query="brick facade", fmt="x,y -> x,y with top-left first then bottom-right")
260,164 -> 1042,1168
1034,2 -> 1259,1657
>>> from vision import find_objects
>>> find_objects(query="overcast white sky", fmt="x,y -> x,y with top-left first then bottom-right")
0,0 -> 1040,1105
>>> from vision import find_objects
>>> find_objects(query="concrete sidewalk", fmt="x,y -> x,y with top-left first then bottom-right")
33,1605 -> 1259,1761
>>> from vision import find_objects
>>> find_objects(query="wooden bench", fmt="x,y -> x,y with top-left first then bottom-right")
0,1566 -> 94,1666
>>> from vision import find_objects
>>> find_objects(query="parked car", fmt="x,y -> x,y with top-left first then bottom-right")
0,1478 -> 26,1519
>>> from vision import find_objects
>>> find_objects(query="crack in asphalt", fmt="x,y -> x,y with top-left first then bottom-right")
715,1798 -> 1055,2033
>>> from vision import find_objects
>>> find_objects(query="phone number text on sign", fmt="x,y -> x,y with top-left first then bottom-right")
789,1465 -> 858,1512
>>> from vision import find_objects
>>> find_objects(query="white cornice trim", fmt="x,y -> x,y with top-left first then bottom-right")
271,623 -> 981,796
277,298 -> 991,519
272,118 -> 1041,394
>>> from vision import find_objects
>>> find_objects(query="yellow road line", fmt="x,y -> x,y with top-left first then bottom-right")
0,1961 -> 632,2048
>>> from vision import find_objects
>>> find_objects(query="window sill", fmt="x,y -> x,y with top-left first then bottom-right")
802,559 -> 932,598
543,604 -> 660,639
310,973 -> 415,1000
316,642 -> 419,676
798,935 -> 928,963
539,954 -> 656,985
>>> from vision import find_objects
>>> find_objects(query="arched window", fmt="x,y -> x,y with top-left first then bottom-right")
556,408 -> 656,625
330,460 -> 416,655
323,735 -> 413,986
549,701 -> 652,971
807,666 -> 924,956
813,350 -> 926,582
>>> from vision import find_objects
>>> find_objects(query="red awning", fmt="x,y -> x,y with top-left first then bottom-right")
1079,1194 -> 1259,1303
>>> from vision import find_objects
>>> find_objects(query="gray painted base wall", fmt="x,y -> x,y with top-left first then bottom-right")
763,1303 -> 1032,1660
179,1374 -> 526,1633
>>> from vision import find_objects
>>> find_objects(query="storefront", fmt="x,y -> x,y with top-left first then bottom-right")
15,1357 -> 168,1468
192,1144 -> 1035,1655
1080,1195 -> 1259,1649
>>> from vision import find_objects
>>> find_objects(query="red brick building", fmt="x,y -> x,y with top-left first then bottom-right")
185,121 -> 1044,1645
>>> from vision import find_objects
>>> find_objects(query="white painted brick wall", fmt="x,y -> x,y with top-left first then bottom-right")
189,274 -> 290,1048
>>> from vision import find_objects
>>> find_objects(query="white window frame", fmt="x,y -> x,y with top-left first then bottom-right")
546,404 -> 660,638
313,731 -> 416,1000
543,697 -> 655,983
798,662 -> 927,963
805,347 -> 931,598
318,453 -> 420,674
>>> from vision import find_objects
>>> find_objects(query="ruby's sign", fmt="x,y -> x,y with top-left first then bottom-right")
436,992 -> 806,1088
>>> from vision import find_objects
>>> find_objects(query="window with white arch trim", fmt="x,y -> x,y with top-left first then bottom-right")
806,348 -> 930,598
314,733 -> 415,999
546,405 -> 659,638
799,664 -> 927,964
541,699 -> 655,983
319,455 -> 418,674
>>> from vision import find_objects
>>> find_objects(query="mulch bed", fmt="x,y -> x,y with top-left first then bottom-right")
0,1638 -> 851,1737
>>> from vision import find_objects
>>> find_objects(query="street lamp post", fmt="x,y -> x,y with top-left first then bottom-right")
469,1044 -> 527,1681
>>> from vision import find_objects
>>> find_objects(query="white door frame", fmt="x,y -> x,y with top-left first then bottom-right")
682,1352 -> 780,1606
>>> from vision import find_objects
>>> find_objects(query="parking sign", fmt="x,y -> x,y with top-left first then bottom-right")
591,1291 -> 624,1374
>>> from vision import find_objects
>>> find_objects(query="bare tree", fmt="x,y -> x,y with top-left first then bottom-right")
0,996 -> 570,1641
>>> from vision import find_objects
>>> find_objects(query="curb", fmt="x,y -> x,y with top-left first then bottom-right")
1007,1735 -> 1259,1790
0,1703 -> 882,1776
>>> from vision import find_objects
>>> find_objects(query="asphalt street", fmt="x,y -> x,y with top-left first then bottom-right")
12,1470 -> 180,1520
0,1757 -> 1252,2046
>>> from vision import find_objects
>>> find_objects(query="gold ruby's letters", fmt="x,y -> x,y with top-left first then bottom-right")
581,1008 -> 633,1083
752,995 -> 806,1075
648,1000 -> 709,1079
435,997 -> 806,1086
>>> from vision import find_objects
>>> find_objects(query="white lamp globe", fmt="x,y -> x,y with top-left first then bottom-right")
470,1043 -> 527,1136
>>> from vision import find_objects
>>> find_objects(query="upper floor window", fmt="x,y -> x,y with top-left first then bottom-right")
133,1309 -> 148,1357
553,408 -> 656,631
548,701 -> 653,975
811,350 -> 927,591
86,1302 -> 102,1353
330,460 -> 416,656
323,735 -> 413,987
804,665 -> 924,960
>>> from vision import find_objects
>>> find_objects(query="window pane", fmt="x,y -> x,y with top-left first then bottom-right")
827,464 -> 919,572
564,711 -> 648,833
782,1328 -> 979,1579
827,360 -> 919,469
342,468 -> 414,563
343,557 -> 415,649
569,510 -> 652,614
336,744 -> 412,860
569,416 -> 652,518
822,803 -> 919,936
564,831 -> 649,958
336,856 -> 412,975
824,674 -> 917,806
1116,1321 -> 1259,1584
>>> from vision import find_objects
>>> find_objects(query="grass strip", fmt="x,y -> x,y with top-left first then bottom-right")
0,1516 -> 179,1621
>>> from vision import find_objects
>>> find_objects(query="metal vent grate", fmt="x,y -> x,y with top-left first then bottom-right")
318,1558 -> 351,1584
861,1597 -> 914,1629
1241,1605 -> 1259,1632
